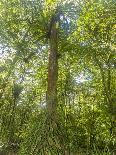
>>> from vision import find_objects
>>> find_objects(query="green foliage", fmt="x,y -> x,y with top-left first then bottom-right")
0,0 -> 116,155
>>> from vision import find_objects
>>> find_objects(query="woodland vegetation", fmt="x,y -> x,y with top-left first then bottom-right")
0,0 -> 116,155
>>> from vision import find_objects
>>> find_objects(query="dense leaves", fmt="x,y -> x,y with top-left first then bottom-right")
0,0 -> 116,155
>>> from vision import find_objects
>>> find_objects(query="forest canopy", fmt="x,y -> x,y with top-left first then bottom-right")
0,0 -> 116,155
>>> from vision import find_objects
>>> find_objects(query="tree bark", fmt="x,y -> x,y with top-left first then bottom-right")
46,17 -> 58,116
45,12 -> 67,154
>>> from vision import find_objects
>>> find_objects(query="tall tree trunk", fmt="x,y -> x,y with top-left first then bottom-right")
45,12 -> 67,155
46,19 -> 58,116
